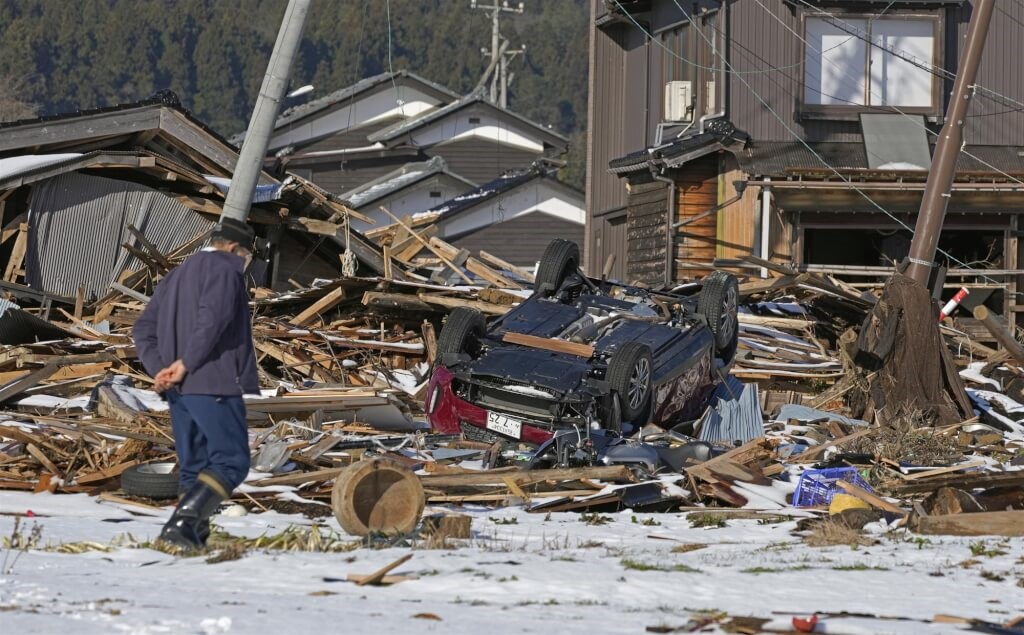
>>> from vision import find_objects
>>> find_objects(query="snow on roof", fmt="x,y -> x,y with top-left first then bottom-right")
0,153 -> 84,181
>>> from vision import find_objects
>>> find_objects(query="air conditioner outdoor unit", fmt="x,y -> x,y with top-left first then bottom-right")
664,80 -> 693,122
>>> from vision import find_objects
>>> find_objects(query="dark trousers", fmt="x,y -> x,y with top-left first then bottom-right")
166,390 -> 250,494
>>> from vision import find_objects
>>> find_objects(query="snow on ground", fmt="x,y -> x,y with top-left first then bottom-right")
1,491 -> 1022,634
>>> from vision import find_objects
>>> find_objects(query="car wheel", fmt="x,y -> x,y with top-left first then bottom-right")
436,307 -> 485,358
697,270 -> 739,360
534,239 -> 580,297
120,462 -> 180,500
606,342 -> 653,423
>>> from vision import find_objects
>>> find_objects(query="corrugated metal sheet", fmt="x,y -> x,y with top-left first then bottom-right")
26,172 -> 214,298
698,380 -> 764,445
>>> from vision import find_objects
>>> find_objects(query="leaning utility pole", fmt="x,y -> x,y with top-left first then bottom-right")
471,0 -> 525,107
221,0 -> 311,224
904,0 -> 995,286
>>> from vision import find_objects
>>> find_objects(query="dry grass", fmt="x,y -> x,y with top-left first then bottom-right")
847,409 -> 962,478
803,518 -> 873,548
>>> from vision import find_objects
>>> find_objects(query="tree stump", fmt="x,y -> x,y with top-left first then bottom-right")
331,459 -> 425,537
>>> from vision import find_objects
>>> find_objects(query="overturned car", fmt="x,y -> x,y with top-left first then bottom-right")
425,239 -> 738,466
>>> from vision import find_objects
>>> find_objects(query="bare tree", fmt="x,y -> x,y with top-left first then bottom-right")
0,74 -> 38,123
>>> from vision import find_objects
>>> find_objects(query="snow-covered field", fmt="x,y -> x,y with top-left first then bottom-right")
1,490 -> 1022,634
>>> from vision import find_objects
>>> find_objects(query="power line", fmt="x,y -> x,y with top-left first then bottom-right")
646,0 -> 1010,288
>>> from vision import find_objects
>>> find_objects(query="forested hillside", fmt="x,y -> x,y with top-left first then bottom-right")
0,0 -> 589,184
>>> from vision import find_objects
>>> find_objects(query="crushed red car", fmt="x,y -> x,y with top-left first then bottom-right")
425,239 -> 738,466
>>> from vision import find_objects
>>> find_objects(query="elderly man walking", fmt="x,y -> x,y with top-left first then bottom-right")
133,218 -> 260,549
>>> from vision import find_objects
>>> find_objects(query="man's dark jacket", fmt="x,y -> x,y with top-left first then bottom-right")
133,249 -> 260,395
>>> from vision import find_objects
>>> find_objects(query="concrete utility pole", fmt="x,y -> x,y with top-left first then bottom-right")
905,0 -> 995,286
471,0 -> 525,107
221,0 -> 311,224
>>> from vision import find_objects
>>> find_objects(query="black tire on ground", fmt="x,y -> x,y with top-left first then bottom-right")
606,342 -> 653,423
120,462 -> 180,500
534,239 -> 580,297
436,307 -> 486,357
697,270 -> 740,359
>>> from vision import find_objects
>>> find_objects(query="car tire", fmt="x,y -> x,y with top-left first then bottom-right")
534,239 -> 580,297
697,271 -> 739,360
606,342 -> 653,423
436,307 -> 485,357
120,462 -> 180,500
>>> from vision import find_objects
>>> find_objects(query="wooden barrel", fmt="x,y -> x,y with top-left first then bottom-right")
331,459 -> 425,536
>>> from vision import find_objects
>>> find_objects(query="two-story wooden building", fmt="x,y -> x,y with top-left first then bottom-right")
586,0 -> 1024,316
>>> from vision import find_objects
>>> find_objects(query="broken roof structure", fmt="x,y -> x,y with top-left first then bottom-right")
0,91 -> 394,302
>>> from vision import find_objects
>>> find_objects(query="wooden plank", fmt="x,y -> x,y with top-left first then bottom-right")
419,465 -> 633,488
883,469 -> 1024,496
0,364 -> 59,403
0,212 -> 27,243
379,206 -> 474,284
393,225 -> 438,263
501,331 -> 595,358
26,443 -> 62,478
835,480 -> 907,516
252,467 -> 345,487
288,217 -> 341,237
74,459 -> 142,485
421,321 -> 437,365
900,459 -> 987,481
382,245 -> 393,280
126,224 -> 173,270
289,286 -> 346,327
478,250 -> 536,283
916,510 -> 1024,537
355,553 -> 413,587
3,225 -> 27,282
415,292 -> 510,316
685,437 -> 772,483
465,257 -> 522,289
74,285 -> 85,320
363,291 -> 435,313
110,282 -> 150,304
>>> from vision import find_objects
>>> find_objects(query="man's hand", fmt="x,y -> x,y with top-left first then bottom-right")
153,359 -> 187,393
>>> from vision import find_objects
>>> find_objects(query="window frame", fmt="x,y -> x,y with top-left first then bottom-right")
798,9 -> 944,121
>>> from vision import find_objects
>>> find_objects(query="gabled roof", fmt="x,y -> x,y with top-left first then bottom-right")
272,71 -> 457,131
339,156 -> 474,209
419,159 -> 580,221
367,94 -> 568,150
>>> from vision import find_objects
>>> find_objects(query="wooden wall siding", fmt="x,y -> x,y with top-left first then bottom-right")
299,117 -> 403,154
717,154 -> 760,265
591,210 -> 628,279
728,0 -> 1024,146
430,138 -> 540,186
626,180 -> 669,286
672,154 -> 718,280
450,212 -> 585,267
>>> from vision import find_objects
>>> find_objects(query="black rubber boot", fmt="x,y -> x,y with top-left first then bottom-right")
159,478 -> 225,549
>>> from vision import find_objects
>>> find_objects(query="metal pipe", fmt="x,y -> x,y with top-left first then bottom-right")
759,177 -> 772,279
698,3 -> 727,133
905,0 -> 995,286
221,0 -> 311,224
652,169 -> 677,288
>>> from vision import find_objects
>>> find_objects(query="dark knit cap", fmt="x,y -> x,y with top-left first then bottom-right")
211,218 -> 255,250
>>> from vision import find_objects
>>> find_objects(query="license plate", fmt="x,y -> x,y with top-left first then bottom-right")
486,411 -> 523,439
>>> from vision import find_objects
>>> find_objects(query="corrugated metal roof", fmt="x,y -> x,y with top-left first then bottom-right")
698,380 -> 764,445
367,94 -> 568,148
608,122 -> 749,174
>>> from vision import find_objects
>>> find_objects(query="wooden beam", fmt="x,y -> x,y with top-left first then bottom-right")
289,286 -> 346,327
110,282 -> 150,304
835,480 -> 907,516
379,206 -> 474,284
916,510 -> 1024,536
501,331 -> 594,358
418,465 -> 633,488
3,224 -> 28,282
126,225 -> 173,270
0,364 -> 59,403
363,291 -> 435,313
415,292 -> 510,316
479,250 -> 536,283
972,305 -> 1024,365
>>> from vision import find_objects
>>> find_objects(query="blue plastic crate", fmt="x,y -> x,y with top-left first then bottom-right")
792,467 -> 872,508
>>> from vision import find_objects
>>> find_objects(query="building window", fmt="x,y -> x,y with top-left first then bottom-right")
468,116 -> 481,124
429,190 -> 442,198
803,14 -> 939,114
